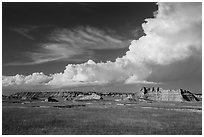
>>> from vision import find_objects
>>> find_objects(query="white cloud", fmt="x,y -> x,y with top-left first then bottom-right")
2,72 -> 52,86
125,75 -> 160,84
126,2 -> 201,65
3,3 -> 202,87
47,59 -> 149,86
51,27 -> 126,49
7,26 -> 129,65
10,25 -> 40,40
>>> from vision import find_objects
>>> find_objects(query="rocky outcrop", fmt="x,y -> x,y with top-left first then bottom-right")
3,88 -> 201,103
140,87 -> 200,102
194,94 -> 202,101
2,95 -> 8,101
76,93 -> 103,101
180,89 -> 200,101
45,97 -> 58,102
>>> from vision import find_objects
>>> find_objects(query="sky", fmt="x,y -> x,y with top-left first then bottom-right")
2,2 -> 202,93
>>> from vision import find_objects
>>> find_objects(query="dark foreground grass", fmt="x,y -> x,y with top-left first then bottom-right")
2,105 -> 202,135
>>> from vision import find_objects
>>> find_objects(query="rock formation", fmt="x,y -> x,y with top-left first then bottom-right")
45,97 -> 58,102
180,89 -> 200,101
3,87 -> 201,103
194,94 -> 202,101
139,87 -> 200,102
76,93 -> 103,100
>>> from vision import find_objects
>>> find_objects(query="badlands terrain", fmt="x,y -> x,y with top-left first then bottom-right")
2,87 -> 202,135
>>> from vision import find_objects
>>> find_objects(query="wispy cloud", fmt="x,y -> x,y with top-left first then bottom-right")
7,26 -> 129,65
49,26 -> 127,49
3,3 -> 202,88
10,25 -> 39,40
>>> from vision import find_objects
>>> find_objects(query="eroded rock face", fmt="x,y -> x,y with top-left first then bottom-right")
45,97 -> 58,102
140,87 -> 200,102
76,93 -> 102,100
180,89 -> 200,101
194,94 -> 202,101
4,87 -> 201,103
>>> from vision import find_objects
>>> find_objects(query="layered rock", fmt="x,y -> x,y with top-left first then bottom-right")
194,94 -> 202,101
180,89 -> 200,101
139,87 -> 200,102
3,87 -> 201,103
76,93 -> 103,101
45,97 -> 59,102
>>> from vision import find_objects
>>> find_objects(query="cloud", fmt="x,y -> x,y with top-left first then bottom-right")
50,26 -> 127,49
7,26 -> 129,65
47,59 -> 149,86
125,75 -> 160,84
126,2 -> 201,65
10,25 -> 39,40
2,72 -> 52,86
3,3 -> 202,87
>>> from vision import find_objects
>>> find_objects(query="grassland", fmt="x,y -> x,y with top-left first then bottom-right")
2,101 -> 202,135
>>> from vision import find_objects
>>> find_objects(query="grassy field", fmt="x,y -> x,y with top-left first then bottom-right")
2,101 -> 202,135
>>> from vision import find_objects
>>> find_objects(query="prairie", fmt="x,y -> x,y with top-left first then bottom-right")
2,101 -> 202,135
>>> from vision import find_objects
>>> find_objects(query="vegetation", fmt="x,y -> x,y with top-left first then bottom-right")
2,102 -> 202,135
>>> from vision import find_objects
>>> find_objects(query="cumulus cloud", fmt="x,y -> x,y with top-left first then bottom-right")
2,72 -> 52,86
3,2 -> 202,87
126,2 -> 201,65
48,59 -> 149,86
